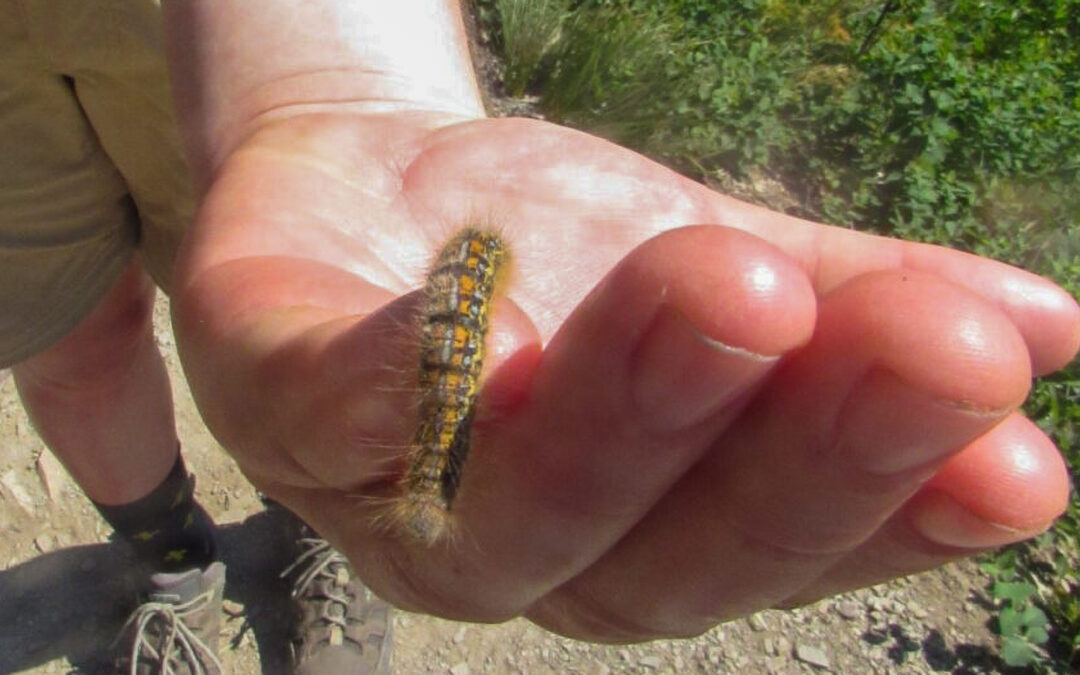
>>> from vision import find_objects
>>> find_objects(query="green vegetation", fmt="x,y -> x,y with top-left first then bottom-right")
478,0 -> 1080,668
491,0 -> 567,96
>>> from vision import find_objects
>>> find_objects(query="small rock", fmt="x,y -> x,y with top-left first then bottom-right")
910,603 -> 929,620
449,662 -> 470,675
795,643 -> 832,670
0,469 -> 37,511
453,626 -> 468,644
34,534 -> 54,553
764,638 -> 776,656
867,645 -> 887,663
774,637 -> 792,656
222,599 -> 244,617
749,613 -> 768,631
591,664 -> 611,675
36,452 -> 73,501
639,654 -> 662,669
707,646 -> 723,665
836,600 -> 862,620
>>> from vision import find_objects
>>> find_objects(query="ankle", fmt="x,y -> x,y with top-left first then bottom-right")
94,453 -> 218,572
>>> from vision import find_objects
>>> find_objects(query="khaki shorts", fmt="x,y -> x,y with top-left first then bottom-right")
0,0 -> 194,368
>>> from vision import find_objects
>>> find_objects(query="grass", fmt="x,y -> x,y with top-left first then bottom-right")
493,0 -> 568,96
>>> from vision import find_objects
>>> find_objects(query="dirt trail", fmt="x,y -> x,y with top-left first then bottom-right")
0,299 -> 1011,674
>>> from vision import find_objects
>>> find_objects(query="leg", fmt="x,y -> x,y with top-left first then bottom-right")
2,5 -> 222,670
14,256 -> 225,672
12,257 -> 177,505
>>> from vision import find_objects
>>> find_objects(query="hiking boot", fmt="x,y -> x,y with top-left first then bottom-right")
115,561 -> 226,675
283,536 -> 393,675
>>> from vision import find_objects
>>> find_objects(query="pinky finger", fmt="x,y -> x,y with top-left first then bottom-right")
783,413 -> 1071,606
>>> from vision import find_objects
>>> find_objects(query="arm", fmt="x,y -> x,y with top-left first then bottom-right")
163,0 -> 484,188
161,0 -> 1080,640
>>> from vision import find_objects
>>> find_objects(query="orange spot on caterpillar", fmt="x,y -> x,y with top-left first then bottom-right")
394,228 -> 510,545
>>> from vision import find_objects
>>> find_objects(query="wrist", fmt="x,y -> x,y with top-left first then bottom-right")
162,0 -> 484,188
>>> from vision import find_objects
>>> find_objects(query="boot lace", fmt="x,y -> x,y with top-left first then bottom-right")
282,537 -> 355,646
117,588 -> 222,675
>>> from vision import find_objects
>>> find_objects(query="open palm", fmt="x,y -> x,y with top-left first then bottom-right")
172,112 -> 1077,641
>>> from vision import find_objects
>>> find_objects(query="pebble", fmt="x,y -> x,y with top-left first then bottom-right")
639,654 -> 662,668
749,613 -> 769,631
449,662 -> 470,675
775,637 -> 792,656
836,600 -> 862,620
1,469 -> 37,511
707,646 -> 723,665
222,599 -> 245,617
453,626 -> 468,644
35,452 -> 72,501
796,643 -> 832,670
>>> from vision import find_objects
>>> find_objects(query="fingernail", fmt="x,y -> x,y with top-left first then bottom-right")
839,369 -> 1006,475
631,307 -> 777,431
911,490 -> 1039,549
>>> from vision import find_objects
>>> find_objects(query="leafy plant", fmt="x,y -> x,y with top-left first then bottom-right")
983,551 -> 1052,667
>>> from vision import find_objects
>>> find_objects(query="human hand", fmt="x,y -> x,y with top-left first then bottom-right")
171,111 -> 1078,641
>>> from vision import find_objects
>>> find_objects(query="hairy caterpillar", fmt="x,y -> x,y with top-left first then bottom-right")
393,228 -> 510,545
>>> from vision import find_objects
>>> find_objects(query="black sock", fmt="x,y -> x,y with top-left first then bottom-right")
94,452 -> 217,573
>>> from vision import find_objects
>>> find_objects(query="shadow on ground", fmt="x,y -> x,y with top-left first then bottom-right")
0,507 -> 299,674
862,623 -> 1006,674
